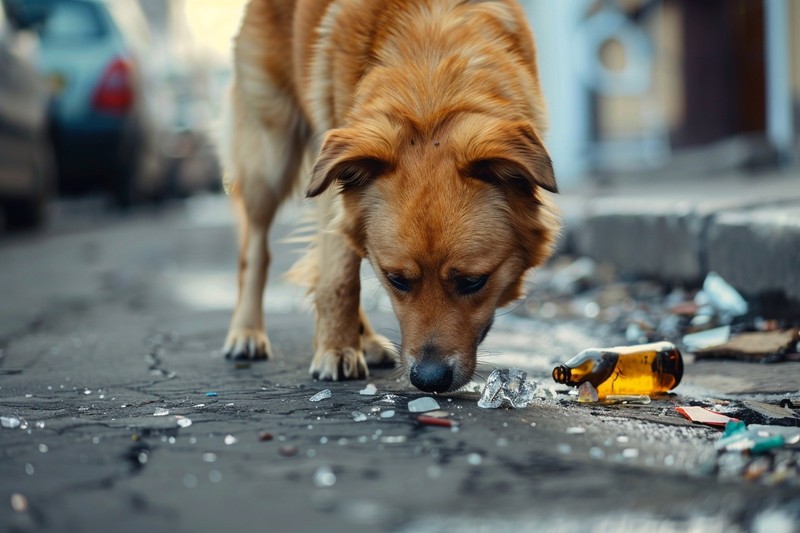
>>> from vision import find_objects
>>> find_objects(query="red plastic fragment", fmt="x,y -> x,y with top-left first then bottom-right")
675,406 -> 739,427
417,415 -> 454,428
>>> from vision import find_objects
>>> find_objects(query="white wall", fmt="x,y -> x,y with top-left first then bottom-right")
521,0 -> 591,189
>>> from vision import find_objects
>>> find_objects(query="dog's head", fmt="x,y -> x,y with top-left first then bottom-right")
307,114 -> 560,392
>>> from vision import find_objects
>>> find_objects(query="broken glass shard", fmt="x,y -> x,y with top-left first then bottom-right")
605,394 -> 651,405
153,408 -> 169,417
703,271 -> 748,319
309,389 -> 332,402
313,465 -> 336,488
1,416 -> 21,429
351,411 -> 367,422
359,384 -> 377,396
176,417 -> 192,428
408,397 -> 440,413
478,368 -> 537,409
683,326 -> 731,351
379,410 -> 395,419
577,382 -> 599,403
224,434 -> 238,445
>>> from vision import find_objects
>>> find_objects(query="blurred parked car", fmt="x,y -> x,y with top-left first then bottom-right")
31,0 -> 165,206
0,0 -> 54,228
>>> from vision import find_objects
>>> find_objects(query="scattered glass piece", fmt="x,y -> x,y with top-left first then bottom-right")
224,434 -> 238,445
176,418 -> 192,428
313,465 -> 336,488
408,397 -> 440,413
379,410 -> 395,419
477,368 -> 537,409
351,411 -> 367,422
34,422 -> 45,429
205,392 -> 217,397
359,384 -> 377,396
309,389 -> 332,402
703,271 -> 748,319
1,416 -> 20,429
577,382 -> 598,403
683,326 -> 731,351
10,493 -> 28,512
605,395 -> 651,405
153,408 -> 169,417
279,445 -> 299,457
380,394 -> 401,404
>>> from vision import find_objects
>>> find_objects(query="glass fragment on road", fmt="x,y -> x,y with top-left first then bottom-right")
407,397 -> 440,413
478,368 -> 537,409
309,389 -> 332,402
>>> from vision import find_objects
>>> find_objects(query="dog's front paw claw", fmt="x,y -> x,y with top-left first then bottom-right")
222,329 -> 271,360
362,333 -> 397,368
309,347 -> 368,381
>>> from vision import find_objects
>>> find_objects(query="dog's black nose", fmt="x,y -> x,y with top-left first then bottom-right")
409,358 -> 454,393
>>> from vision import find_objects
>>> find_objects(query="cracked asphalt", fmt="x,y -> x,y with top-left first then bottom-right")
1,195 -> 799,533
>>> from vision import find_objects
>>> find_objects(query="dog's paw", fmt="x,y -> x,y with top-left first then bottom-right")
362,332 -> 397,368
222,328 -> 272,360
309,347 -> 368,381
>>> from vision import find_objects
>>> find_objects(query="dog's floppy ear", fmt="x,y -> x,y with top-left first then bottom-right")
464,122 -> 557,194
306,128 -> 392,198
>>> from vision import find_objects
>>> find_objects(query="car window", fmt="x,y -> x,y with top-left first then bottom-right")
39,0 -> 107,43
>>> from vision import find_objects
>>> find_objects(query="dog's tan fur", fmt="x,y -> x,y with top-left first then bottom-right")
221,0 -> 560,391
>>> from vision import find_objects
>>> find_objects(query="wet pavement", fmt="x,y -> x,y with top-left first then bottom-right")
1,195 -> 799,533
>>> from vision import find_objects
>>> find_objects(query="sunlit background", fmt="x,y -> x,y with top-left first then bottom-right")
0,0 -> 798,225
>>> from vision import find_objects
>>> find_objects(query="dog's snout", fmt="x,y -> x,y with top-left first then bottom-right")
409,346 -> 454,392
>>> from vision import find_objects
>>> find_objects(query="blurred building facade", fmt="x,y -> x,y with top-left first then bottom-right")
523,0 -> 800,187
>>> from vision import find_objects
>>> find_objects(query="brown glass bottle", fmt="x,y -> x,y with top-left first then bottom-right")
552,341 -> 683,398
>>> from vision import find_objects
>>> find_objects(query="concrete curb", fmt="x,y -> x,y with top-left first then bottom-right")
558,172 -> 800,310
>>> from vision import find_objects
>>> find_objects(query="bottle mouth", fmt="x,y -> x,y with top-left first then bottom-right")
665,349 -> 684,388
552,365 -> 571,384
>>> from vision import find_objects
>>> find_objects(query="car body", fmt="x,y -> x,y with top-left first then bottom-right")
0,0 -> 54,228
34,0 -> 163,205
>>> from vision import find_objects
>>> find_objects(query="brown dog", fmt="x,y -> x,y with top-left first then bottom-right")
220,0 -> 560,393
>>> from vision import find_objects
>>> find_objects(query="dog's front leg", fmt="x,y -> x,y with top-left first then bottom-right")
309,192 -> 367,380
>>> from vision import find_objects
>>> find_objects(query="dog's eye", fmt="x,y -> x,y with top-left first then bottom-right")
385,273 -> 412,293
455,275 -> 488,296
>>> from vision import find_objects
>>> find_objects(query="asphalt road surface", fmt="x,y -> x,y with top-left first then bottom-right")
1,195 -> 798,533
